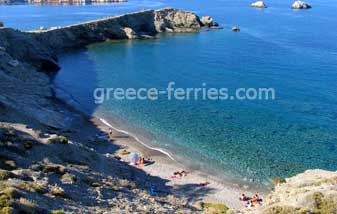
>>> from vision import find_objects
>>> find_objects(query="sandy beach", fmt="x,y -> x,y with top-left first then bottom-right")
91,116 -> 266,210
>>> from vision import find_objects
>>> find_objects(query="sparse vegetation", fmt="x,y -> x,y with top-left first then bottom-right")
83,176 -> 101,187
61,173 -> 76,184
47,136 -> 68,144
51,210 -> 65,214
0,160 -> 17,170
50,185 -> 66,198
264,205 -> 295,214
43,164 -> 66,174
17,198 -> 38,213
312,192 -> 337,214
15,182 -> 46,194
111,185 -> 120,191
201,203 -> 229,214
0,171 -> 14,181
272,177 -> 287,184
59,136 -> 68,144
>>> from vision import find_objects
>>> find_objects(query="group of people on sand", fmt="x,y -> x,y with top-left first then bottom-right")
240,193 -> 262,208
171,170 -> 189,178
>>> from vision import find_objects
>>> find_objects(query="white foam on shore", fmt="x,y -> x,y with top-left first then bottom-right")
99,117 -> 177,161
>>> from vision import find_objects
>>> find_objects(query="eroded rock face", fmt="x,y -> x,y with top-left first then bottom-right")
0,28 -> 59,72
153,8 -> 202,32
200,16 -> 219,27
123,27 -> 139,39
250,1 -> 267,8
257,170 -> 337,214
291,1 -> 312,9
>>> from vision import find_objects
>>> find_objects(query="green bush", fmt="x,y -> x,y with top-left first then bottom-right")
47,136 -> 68,144
51,210 -> 65,214
61,173 -> 76,184
201,203 -> 229,214
312,192 -> 337,214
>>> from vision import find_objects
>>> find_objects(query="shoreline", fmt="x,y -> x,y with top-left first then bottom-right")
90,114 -> 267,209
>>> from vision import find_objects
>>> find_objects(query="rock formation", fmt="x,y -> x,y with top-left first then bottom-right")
291,1 -> 312,9
242,170 -> 337,213
232,26 -> 240,32
250,1 -> 267,8
200,16 -> 219,27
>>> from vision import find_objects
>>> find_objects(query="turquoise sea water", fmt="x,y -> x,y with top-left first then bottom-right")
2,0 -> 337,187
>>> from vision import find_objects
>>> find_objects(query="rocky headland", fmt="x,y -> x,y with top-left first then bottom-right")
0,7 -> 334,214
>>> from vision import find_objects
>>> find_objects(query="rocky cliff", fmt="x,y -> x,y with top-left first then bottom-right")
236,170 -> 337,214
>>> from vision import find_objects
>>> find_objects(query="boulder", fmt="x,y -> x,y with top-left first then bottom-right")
291,1 -> 311,9
232,26 -> 240,32
250,1 -> 267,8
200,16 -> 219,27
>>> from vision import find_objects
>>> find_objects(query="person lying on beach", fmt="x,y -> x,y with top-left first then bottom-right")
251,194 -> 262,205
243,193 -> 262,207
239,194 -> 248,201
173,170 -> 189,177
136,157 -> 145,166
198,181 -> 210,187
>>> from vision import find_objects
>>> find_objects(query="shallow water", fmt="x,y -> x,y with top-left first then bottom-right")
2,0 -> 337,186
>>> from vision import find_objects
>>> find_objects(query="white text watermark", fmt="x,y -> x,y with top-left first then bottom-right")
93,82 -> 276,104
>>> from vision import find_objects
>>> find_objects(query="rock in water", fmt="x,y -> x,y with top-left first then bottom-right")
200,16 -> 219,27
291,1 -> 311,9
250,1 -> 267,8
0,21 -> 4,28
232,26 -> 240,32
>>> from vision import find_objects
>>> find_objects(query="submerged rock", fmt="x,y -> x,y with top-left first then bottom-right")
291,1 -> 312,9
250,1 -> 267,8
200,16 -> 219,27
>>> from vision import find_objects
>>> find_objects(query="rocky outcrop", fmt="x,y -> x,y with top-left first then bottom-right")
291,1 -> 312,9
0,28 -> 59,71
249,170 -> 337,213
200,16 -> 219,28
30,8 -> 209,53
250,1 -> 267,8
154,8 -> 203,32
0,8 -> 217,73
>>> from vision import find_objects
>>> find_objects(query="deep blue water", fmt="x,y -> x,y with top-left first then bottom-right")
2,0 -> 337,187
